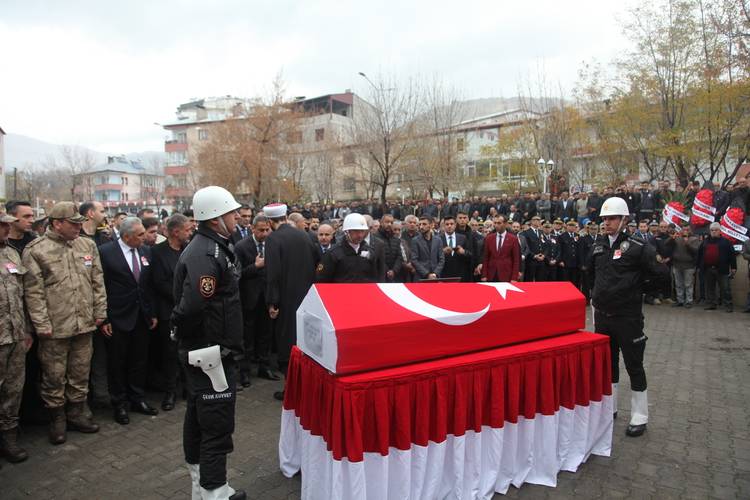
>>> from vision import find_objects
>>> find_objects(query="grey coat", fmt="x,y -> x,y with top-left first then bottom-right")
410,233 -> 445,279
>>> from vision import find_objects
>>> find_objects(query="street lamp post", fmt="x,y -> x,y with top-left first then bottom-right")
537,158 -> 555,194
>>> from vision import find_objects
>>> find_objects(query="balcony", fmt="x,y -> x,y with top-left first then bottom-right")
165,186 -> 192,199
165,140 -> 188,153
94,184 -> 123,190
165,165 -> 189,176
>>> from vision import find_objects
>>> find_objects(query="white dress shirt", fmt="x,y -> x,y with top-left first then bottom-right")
118,237 -> 139,274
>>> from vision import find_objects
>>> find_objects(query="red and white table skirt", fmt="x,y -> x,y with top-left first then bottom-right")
279,332 -> 613,499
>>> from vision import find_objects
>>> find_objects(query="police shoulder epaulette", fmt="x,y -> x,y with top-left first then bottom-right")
628,235 -> 645,246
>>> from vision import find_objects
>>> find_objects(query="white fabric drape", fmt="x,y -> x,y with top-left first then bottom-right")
280,396 -> 613,500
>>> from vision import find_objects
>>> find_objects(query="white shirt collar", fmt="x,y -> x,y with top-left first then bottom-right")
118,237 -> 137,253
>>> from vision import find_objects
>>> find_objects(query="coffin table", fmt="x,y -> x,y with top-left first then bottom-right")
279,332 -> 613,500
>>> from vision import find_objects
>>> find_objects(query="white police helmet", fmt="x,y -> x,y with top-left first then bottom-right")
342,213 -> 368,231
599,197 -> 630,217
192,186 -> 242,222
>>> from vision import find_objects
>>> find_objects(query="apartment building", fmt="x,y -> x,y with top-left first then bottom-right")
73,155 -> 164,213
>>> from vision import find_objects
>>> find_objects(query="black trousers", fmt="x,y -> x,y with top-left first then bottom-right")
594,310 -> 647,391
563,267 -> 580,288
158,321 -> 179,392
241,303 -> 272,374
580,270 -> 592,302
107,317 -> 150,406
524,259 -> 546,282
183,355 -> 236,490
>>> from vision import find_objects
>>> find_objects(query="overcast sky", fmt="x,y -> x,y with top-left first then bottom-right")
0,0 -> 635,154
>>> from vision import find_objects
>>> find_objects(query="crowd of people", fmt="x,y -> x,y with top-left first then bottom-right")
0,176 -> 748,496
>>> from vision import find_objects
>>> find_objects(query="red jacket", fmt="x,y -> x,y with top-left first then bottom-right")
481,231 -> 521,282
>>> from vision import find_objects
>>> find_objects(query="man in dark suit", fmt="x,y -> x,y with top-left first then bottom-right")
554,192 -> 576,221
230,204 -> 253,245
507,204 -> 523,224
521,216 -> 545,281
439,216 -> 471,281
99,217 -> 158,424
315,223 -> 335,260
147,213 -> 191,411
558,220 -> 581,287
234,214 -> 279,388
481,215 -> 521,282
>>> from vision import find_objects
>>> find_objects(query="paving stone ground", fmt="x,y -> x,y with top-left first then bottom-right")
1,305 -> 749,499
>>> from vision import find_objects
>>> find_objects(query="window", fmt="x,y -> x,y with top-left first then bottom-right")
343,177 -> 356,192
315,128 -> 325,142
457,137 -> 465,152
176,131 -> 187,143
167,151 -> 188,166
287,131 -> 302,144
198,129 -> 208,141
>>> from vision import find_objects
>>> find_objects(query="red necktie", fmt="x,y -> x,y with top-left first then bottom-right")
131,249 -> 141,282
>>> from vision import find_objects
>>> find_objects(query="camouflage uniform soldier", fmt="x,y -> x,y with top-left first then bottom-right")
0,213 -> 32,464
22,202 -> 108,445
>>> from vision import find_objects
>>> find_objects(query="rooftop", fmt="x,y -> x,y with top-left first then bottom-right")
83,155 -> 159,175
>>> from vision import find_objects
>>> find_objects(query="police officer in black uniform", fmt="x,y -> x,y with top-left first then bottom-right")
171,186 -> 245,500
317,213 -> 379,283
521,216 -> 545,281
590,196 -> 667,438
558,220 -> 581,286
540,221 -> 560,281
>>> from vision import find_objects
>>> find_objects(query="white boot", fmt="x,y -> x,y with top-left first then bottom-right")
626,389 -> 648,437
612,383 -> 618,418
187,464 -> 201,500
629,390 -> 648,425
200,483 -> 240,500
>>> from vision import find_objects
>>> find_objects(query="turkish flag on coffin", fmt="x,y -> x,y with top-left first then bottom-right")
296,281 -> 585,374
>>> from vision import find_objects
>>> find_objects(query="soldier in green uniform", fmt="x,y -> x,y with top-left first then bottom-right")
22,202 -> 107,445
0,213 -> 32,464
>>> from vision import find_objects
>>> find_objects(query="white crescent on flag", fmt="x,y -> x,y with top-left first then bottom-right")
376,282 -> 523,326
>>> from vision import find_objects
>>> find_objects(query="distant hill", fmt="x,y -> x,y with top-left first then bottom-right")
4,133 -> 163,171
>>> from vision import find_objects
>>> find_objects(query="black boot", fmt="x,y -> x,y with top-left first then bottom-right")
626,423 -> 647,437
161,392 -> 176,411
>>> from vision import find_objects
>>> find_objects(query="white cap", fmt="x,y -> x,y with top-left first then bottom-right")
263,203 -> 288,218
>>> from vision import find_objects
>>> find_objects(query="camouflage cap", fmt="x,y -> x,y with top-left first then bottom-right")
48,202 -> 87,223
0,213 -> 18,223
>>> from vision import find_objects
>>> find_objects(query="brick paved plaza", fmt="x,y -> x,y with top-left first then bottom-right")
1,305 -> 749,499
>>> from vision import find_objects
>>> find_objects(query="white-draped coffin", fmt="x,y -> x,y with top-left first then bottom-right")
279,332 -> 613,499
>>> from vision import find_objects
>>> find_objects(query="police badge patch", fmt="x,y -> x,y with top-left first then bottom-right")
199,276 -> 216,298
620,241 -> 630,253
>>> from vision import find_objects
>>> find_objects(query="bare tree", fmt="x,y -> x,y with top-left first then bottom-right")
195,74 -> 303,205
415,77 -> 467,198
351,73 -> 423,205
44,145 -> 97,201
